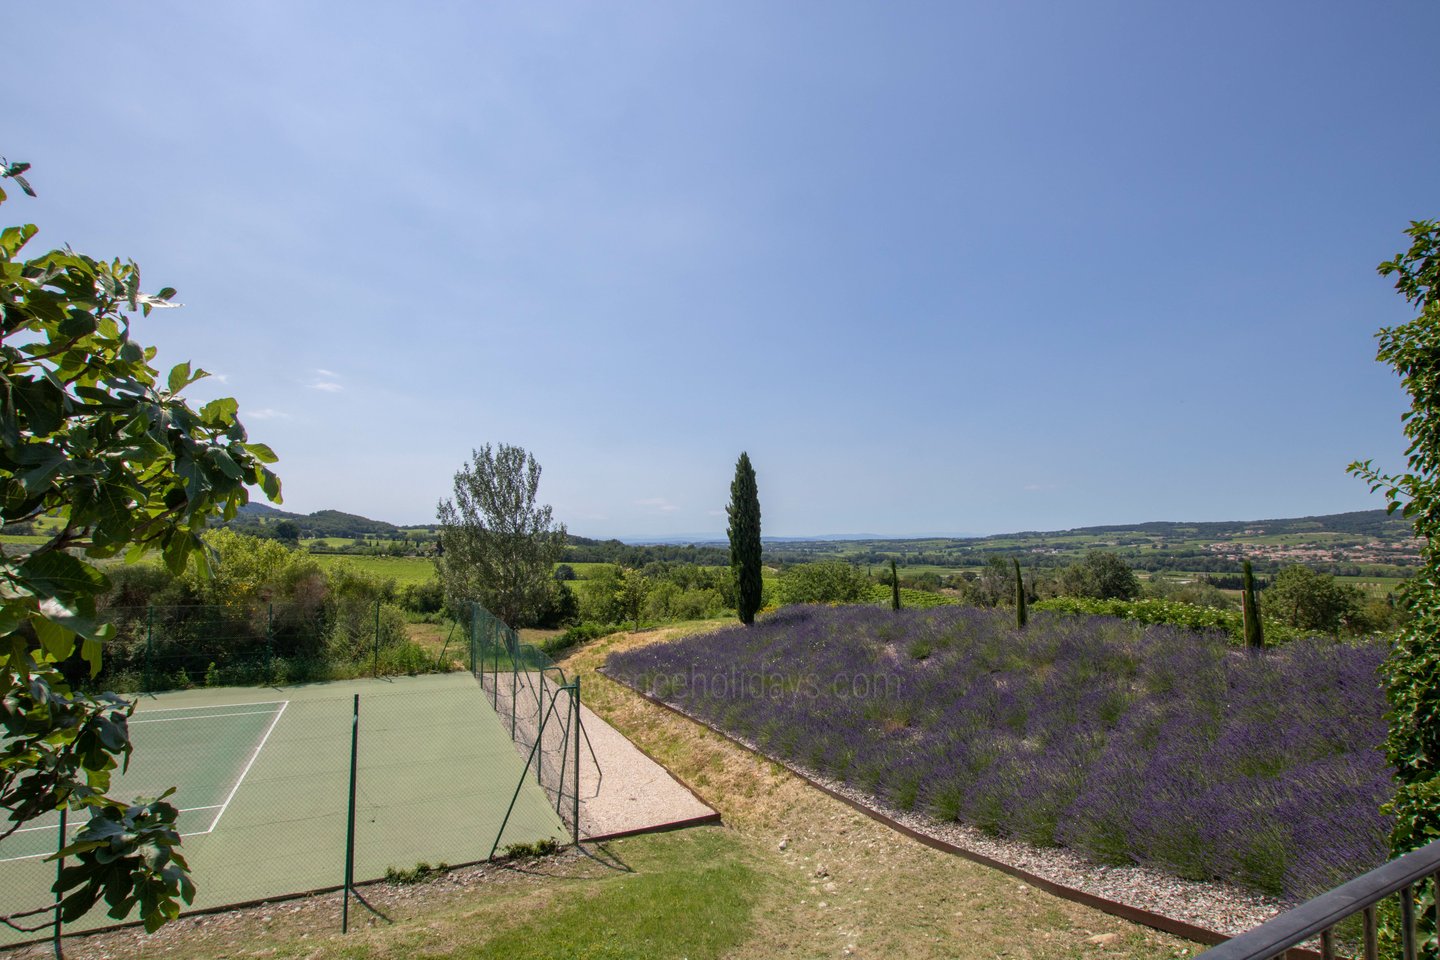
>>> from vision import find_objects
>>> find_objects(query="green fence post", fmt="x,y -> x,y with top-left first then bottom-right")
53,806 -> 66,954
372,599 -> 380,677
572,677 -> 581,847
265,603 -> 274,684
144,605 -> 154,691
342,693 -> 359,933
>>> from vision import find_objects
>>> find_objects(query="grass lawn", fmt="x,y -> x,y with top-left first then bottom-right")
312,554 -> 437,587
49,621 -> 1200,960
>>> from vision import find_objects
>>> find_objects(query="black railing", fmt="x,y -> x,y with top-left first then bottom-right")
1197,838 -> 1440,960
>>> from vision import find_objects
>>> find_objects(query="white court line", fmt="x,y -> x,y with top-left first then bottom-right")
3,803 -> 227,836
133,699 -> 289,714
0,698 -> 293,861
202,700 -> 289,835
0,803 -> 232,861
130,709 -> 282,725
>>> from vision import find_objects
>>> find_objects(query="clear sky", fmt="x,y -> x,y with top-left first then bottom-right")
9,1 -> 1440,538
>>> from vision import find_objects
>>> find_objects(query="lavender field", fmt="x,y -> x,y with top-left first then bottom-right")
606,606 -> 1392,897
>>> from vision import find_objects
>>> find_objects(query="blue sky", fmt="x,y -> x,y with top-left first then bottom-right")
9,1 -> 1439,538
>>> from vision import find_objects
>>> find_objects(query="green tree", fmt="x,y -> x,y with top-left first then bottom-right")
1262,564 -> 1361,634
435,444 -> 568,628
1241,558 -> 1264,649
615,567 -> 651,631
1014,559 -> 1027,628
890,559 -> 901,611
0,159 -> 281,933
1349,218 -> 1440,859
1057,551 -> 1140,600
727,452 -> 762,625
776,561 -> 871,605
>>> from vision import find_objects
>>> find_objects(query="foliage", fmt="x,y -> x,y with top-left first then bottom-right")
91,533 -> 437,689
615,567 -> 650,630
1263,564 -> 1364,634
1349,218 -> 1440,860
1056,551 -> 1141,600
1242,559 -> 1264,648
1031,596 -> 1313,645
540,621 -> 625,657
607,606 -> 1392,897
436,444 -> 568,628
498,837 -> 561,861
383,860 -> 450,885
865,585 -> 961,609
1014,559 -> 1027,628
777,561 -> 872,606
890,559 -> 901,611
0,163 -> 282,932
727,452 -> 763,626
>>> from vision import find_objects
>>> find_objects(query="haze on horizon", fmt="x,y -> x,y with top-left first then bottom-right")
10,1 -> 1440,540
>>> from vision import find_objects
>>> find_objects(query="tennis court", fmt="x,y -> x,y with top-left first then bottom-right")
0,672 -> 565,943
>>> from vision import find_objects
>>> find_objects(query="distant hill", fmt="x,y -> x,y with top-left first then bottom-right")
225,504 -> 1418,576
230,503 -> 404,540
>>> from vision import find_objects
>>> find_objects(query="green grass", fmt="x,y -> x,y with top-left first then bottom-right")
312,554 -> 438,587
461,827 -> 759,960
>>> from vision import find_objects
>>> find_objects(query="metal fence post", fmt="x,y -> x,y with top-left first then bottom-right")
342,694 -> 359,933
265,603 -> 273,683
372,599 -> 380,677
53,807 -> 66,957
572,677 -> 581,847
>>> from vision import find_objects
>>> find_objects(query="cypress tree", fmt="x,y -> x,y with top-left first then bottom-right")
890,558 -> 901,611
1241,559 -> 1264,649
1014,558 -> 1027,629
727,452 -> 763,626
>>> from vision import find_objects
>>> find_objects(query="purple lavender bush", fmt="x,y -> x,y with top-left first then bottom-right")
605,605 -> 1391,898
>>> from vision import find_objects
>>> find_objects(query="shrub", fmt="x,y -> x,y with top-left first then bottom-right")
1032,596 -> 1312,645
776,561 -> 872,605
606,605 -> 1390,898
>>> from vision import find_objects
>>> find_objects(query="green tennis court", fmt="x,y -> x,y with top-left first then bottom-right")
0,672 -> 565,943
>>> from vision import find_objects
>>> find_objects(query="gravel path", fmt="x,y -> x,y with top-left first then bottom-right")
571,693 -> 719,840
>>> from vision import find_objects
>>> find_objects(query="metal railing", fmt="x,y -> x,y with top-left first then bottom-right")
1197,838 -> 1440,960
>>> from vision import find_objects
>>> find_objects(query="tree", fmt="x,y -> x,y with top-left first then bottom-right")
615,567 -> 651,631
776,561 -> 871,606
890,558 -> 901,611
1262,564 -> 1361,634
727,452 -> 762,625
1241,559 -> 1264,649
1014,559 -> 1027,629
272,519 -> 301,544
435,444 -> 567,628
1349,218 -> 1440,859
0,158 -> 282,933
1057,551 -> 1140,600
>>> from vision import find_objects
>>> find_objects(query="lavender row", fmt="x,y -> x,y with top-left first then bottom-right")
606,605 -> 1392,897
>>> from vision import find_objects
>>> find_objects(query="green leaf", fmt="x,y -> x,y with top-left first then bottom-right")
14,550 -> 109,601
199,396 -> 238,425
166,362 -> 191,395
242,442 -> 278,464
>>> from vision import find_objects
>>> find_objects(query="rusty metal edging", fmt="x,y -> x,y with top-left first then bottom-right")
596,666 -> 1320,960
586,811 -> 724,844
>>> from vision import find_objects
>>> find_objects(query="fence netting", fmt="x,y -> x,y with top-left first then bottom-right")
469,604 -> 600,846
0,602 -> 589,950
